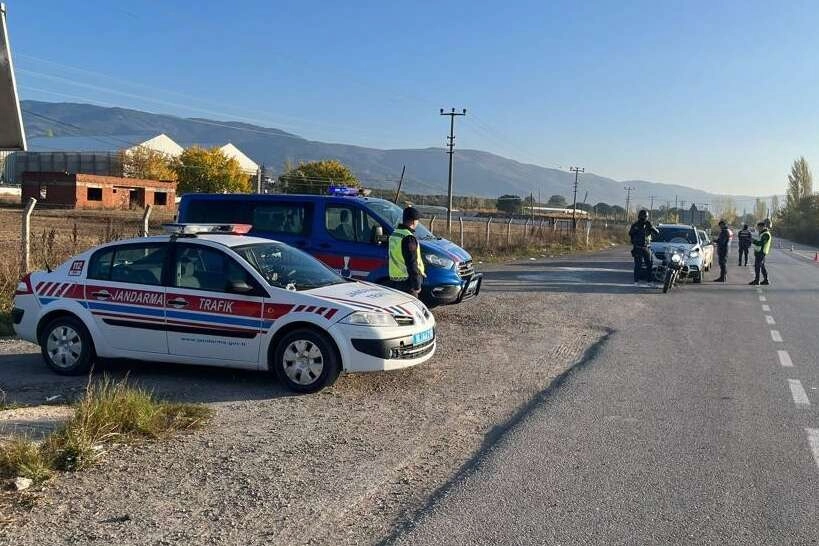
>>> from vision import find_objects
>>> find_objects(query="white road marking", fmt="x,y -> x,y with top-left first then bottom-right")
807,429 -> 819,469
771,330 -> 783,342
788,379 -> 810,406
765,315 -> 776,325
759,296 -> 767,302
778,350 -> 794,368
756,288 -> 763,294
761,304 -> 771,312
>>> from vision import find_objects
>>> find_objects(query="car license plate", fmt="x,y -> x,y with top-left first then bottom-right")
412,328 -> 434,345
467,278 -> 479,292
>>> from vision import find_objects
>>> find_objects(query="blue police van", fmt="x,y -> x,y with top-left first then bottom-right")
176,190 -> 482,306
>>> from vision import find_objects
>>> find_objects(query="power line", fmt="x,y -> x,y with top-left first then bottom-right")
440,107 -> 467,234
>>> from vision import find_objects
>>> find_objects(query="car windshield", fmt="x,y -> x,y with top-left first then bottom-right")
364,200 -> 436,240
654,227 -> 697,244
233,242 -> 346,291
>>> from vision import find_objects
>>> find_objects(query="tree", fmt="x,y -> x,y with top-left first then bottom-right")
753,198 -> 767,222
279,160 -> 359,194
610,205 -> 626,221
787,156 -> 813,209
496,194 -> 523,214
546,194 -> 567,207
594,202 -> 612,218
121,146 -> 177,181
174,146 -> 251,194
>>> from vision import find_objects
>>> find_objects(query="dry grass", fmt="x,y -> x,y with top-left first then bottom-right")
430,217 -> 628,261
0,376 -> 211,481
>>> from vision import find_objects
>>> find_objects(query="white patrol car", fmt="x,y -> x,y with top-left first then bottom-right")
11,224 -> 436,393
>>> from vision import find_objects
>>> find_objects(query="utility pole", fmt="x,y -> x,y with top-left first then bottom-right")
649,195 -> 657,215
393,165 -> 406,204
665,201 -> 671,223
679,200 -> 687,223
624,185 -> 635,223
440,107 -> 467,234
570,166 -> 584,230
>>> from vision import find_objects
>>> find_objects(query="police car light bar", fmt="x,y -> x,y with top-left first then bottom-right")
327,185 -> 372,197
162,223 -> 253,235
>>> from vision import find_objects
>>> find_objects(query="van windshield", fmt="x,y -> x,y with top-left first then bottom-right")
364,200 -> 436,240
233,242 -> 346,291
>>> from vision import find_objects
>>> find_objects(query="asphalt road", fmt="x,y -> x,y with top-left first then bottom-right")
392,247 -> 819,545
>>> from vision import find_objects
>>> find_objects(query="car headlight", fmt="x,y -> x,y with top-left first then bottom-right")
671,254 -> 682,263
341,311 -> 398,327
424,253 -> 454,269
689,250 -> 699,258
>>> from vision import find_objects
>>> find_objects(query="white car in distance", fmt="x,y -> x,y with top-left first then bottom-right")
650,223 -> 710,284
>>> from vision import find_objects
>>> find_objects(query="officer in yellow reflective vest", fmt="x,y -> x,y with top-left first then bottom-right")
388,206 -> 426,296
750,221 -> 772,285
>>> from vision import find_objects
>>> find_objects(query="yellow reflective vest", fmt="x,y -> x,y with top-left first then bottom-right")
388,228 -> 425,281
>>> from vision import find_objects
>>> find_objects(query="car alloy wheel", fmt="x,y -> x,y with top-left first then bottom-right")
282,339 -> 324,386
46,324 -> 83,369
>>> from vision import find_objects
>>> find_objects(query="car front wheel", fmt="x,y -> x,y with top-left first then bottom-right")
40,316 -> 94,375
272,329 -> 341,394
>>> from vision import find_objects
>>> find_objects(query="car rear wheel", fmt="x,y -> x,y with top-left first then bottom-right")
272,329 -> 341,394
40,316 -> 94,375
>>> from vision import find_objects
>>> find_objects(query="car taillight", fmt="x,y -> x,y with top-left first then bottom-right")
15,273 -> 33,295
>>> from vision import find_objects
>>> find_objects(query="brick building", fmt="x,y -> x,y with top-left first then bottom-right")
21,172 -> 175,210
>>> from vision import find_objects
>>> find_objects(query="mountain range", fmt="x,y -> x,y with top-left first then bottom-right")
20,100 -> 756,208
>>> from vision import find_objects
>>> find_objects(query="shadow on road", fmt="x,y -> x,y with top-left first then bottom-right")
0,351 -> 292,406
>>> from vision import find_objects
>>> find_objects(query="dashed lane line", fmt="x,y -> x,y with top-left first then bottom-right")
788,379 -> 810,406
759,295 -> 768,302
807,429 -> 819,469
762,304 -> 771,312
771,330 -> 783,342
765,315 -> 776,325
778,350 -> 794,368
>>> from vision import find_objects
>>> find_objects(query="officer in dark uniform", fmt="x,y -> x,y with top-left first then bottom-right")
713,220 -> 730,282
388,207 -> 426,297
628,210 -> 659,285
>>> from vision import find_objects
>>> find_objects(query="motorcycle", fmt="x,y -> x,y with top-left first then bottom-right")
653,246 -> 690,293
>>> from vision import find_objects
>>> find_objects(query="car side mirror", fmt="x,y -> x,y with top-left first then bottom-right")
228,279 -> 254,294
371,225 -> 388,245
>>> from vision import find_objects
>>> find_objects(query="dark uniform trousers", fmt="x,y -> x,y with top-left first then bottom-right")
754,252 -> 768,282
632,246 -> 652,282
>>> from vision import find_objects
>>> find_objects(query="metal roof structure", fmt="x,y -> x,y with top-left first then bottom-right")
0,3 -> 26,150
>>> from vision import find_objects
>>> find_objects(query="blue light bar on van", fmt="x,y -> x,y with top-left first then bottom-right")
328,185 -> 360,196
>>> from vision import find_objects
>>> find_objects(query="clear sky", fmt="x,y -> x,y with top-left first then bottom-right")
7,0 -> 819,196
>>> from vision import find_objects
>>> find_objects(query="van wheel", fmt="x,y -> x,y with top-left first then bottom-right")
40,316 -> 94,375
272,329 -> 340,394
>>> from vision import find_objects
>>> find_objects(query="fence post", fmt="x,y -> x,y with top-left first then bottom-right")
429,215 -> 436,235
459,216 -> 464,247
585,219 -> 591,246
485,217 -> 492,246
523,218 -> 529,241
21,197 -> 37,275
506,218 -> 513,246
142,204 -> 153,237
553,218 -> 558,232
538,218 -> 544,238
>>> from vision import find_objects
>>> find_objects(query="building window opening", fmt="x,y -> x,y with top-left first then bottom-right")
87,187 -> 103,201
154,192 -> 168,206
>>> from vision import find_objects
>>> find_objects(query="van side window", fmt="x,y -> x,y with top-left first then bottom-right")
326,206 -> 381,243
253,204 -> 310,235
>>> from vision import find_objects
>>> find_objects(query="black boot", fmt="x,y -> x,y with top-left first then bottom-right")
749,279 -> 759,285
761,279 -> 770,285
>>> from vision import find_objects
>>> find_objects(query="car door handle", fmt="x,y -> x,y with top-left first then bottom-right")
92,290 -> 111,300
167,298 -> 189,308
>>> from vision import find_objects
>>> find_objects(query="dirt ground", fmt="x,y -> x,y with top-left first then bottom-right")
0,259 -> 609,545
